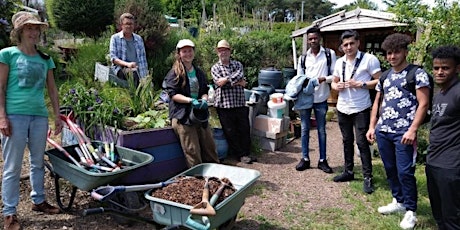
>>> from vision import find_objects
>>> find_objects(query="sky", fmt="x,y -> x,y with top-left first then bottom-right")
328,0 -> 441,10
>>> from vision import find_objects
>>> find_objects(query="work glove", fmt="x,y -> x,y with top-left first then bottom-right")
191,98 -> 201,109
199,99 -> 208,110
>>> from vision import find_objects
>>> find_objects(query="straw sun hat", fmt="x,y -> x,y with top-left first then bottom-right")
11,11 -> 48,31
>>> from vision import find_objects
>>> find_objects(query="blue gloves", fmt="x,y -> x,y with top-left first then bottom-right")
191,99 -> 208,110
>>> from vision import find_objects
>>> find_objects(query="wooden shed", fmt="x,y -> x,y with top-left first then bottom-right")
290,8 -> 413,69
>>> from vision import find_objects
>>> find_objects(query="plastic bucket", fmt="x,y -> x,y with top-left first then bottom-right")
213,128 -> 228,160
267,100 -> 286,118
270,93 -> 284,103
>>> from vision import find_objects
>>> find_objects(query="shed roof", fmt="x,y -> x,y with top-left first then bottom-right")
291,8 -> 408,38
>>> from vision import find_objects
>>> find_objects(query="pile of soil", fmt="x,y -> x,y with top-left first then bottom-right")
150,176 -> 236,206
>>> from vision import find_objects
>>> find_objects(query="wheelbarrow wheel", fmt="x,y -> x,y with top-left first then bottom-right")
107,191 -> 147,225
217,215 -> 237,230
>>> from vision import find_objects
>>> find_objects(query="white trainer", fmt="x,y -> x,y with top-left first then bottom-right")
378,198 -> 405,214
400,210 -> 417,229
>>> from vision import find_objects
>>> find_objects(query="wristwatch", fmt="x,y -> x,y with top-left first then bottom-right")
361,82 -> 367,89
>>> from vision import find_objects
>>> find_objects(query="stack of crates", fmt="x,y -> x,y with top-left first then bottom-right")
252,114 -> 290,151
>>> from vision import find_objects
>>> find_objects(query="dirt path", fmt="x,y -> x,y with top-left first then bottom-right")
0,120 -> 355,229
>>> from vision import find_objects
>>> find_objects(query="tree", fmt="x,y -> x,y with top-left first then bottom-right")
0,0 -> 20,48
51,0 -> 114,37
336,0 -> 379,11
389,0 -> 460,69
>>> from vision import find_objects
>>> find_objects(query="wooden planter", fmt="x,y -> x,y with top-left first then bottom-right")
94,126 -> 187,185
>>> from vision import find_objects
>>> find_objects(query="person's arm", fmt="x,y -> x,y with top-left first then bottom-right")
401,86 -> 430,145
367,90 -> 381,143
324,49 -> 337,83
46,69 -> 63,135
0,62 -> 10,136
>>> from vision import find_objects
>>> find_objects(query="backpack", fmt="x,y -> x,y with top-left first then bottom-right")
379,64 -> 434,124
301,48 -> 332,75
284,75 -> 310,100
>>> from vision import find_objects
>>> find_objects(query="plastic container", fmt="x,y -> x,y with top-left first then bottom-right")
267,100 -> 286,118
208,85 -> 215,103
270,93 -> 284,103
145,163 -> 260,229
213,128 -> 228,160
258,68 -> 283,89
249,92 -> 256,103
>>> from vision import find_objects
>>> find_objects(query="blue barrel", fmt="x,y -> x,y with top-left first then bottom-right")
282,67 -> 296,87
258,67 -> 283,89
213,128 -> 228,160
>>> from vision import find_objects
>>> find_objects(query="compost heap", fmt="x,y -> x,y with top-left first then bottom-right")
151,176 -> 236,206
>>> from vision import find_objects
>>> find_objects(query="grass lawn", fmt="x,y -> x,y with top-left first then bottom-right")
253,158 -> 437,230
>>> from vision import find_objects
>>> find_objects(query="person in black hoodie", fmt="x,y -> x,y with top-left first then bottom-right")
163,39 -> 219,168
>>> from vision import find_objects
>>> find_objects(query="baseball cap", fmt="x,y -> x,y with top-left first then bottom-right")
176,39 -> 195,49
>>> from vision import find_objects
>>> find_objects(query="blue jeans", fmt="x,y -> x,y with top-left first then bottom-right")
376,131 -> 417,211
337,108 -> 373,178
299,101 -> 328,160
1,115 -> 48,216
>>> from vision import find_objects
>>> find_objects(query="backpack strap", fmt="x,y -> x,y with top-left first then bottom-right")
404,64 -> 420,96
325,48 -> 332,76
301,54 -> 306,72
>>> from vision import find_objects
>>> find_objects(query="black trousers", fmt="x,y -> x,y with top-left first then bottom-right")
426,164 -> 460,230
337,108 -> 373,178
216,107 -> 251,158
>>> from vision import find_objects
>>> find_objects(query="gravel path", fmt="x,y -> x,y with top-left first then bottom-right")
0,119 -> 362,229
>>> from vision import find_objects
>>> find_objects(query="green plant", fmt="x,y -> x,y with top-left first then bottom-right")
60,82 -> 125,133
124,109 -> 169,130
51,0 -> 115,38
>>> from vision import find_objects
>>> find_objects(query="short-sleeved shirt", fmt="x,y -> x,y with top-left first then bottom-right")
427,79 -> 460,168
333,51 -> 381,114
297,46 -> 337,103
0,46 -> 55,117
375,66 -> 430,134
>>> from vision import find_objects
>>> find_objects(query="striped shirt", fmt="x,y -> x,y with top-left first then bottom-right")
211,59 -> 246,108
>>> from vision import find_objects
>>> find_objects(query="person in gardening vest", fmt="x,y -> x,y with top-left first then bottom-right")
109,13 -> 148,87
366,33 -> 430,230
295,27 -> 336,173
426,45 -> 460,230
163,39 -> 219,168
211,39 -> 256,164
0,11 -> 63,230
331,30 -> 381,194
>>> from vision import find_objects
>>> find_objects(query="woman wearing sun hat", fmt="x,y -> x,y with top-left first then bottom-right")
0,11 -> 63,230
163,39 -> 219,168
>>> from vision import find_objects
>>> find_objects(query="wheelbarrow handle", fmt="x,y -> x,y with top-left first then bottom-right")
185,216 -> 211,230
91,181 -> 177,202
82,207 -> 105,216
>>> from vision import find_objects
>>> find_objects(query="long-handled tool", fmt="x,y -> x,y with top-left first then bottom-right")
90,180 -> 177,202
46,130 -> 83,168
189,178 -> 217,216
185,178 -> 231,230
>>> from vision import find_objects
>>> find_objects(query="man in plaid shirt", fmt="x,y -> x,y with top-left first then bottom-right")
211,40 -> 256,164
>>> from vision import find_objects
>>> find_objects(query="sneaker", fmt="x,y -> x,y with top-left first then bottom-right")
3,215 -> 21,230
31,201 -> 61,214
317,160 -> 333,173
240,156 -> 256,164
378,198 -> 405,214
333,171 -> 354,182
363,177 -> 375,194
295,158 -> 310,171
400,210 -> 417,229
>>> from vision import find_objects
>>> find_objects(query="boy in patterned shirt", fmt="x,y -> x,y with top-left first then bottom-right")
366,33 -> 431,230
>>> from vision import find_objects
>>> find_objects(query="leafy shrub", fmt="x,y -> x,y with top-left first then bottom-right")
64,37 -> 110,85
51,0 -> 114,37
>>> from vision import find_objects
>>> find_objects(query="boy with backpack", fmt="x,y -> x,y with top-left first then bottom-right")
293,27 -> 336,173
366,33 -> 432,230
